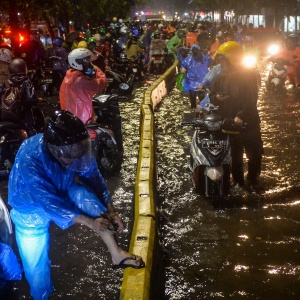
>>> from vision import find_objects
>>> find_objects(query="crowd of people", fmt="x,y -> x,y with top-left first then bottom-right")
1,16 -> 300,299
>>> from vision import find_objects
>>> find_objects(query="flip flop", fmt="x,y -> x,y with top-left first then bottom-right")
112,254 -> 145,270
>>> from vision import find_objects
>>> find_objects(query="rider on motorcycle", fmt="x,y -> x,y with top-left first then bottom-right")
271,35 -> 300,88
59,48 -> 107,124
0,58 -> 39,136
147,32 -> 168,72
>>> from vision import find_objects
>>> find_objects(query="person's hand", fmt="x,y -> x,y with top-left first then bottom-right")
109,213 -> 124,233
216,92 -> 229,102
197,84 -> 203,89
234,116 -> 243,125
181,67 -> 187,73
92,217 -> 110,232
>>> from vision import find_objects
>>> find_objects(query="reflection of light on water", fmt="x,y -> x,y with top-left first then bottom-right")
263,200 -> 300,207
234,264 -> 249,272
238,235 -> 249,240
264,216 -> 281,220
261,265 -> 300,275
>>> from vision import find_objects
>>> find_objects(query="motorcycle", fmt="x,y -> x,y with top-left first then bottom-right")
86,83 -> 129,178
265,58 -> 287,94
179,103 -> 246,206
28,59 -> 58,97
105,69 -> 134,98
148,50 -> 168,75
0,105 -> 45,177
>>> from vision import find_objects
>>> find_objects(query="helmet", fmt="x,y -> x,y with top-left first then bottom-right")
153,32 -> 160,39
53,37 -> 64,47
88,37 -> 96,44
216,41 -> 244,65
112,17 -> 117,22
68,48 -> 93,71
44,110 -> 92,171
0,47 -> 13,63
94,33 -> 101,42
120,26 -> 128,34
177,29 -> 186,39
77,40 -> 87,48
158,24 -> 163,29
9,58 -> 27,75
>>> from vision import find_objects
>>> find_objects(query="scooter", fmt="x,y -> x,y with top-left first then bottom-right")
265,58 -> 287,94
148,50 -> 168,75
28,59 -> 57,97
0,106 -> 45,177
86,83 -> 129,178
179,103 -> 246,206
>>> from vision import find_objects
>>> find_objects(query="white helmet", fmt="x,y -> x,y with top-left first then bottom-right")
120,26 -> 128,34
68,48 -> 93,71
0,48 -> 13,64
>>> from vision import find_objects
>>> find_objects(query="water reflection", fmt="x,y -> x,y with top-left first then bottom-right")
156,66 -> 300,299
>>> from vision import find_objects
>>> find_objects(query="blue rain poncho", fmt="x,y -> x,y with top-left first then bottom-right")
8,134 -> 111,230
8,134 -> 112,300
181,44 -> 213,92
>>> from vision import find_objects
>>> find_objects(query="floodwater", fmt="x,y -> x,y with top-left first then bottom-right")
156,66 -> 300,299
2,66 -> 300,300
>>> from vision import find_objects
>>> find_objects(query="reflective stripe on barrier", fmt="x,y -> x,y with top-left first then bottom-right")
120,59 -> 178,300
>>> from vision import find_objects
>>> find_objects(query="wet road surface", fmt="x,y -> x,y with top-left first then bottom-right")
2,66 -> 300,299
156,68 -> 300,299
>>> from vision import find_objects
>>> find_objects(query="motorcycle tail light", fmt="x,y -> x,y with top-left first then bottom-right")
21,130 -> 28,139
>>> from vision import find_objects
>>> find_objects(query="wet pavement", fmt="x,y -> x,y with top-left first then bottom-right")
156,66 -> 300,299
2,65 -> 300,299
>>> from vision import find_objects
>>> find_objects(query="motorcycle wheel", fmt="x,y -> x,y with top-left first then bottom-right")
193,165 -> 206,194
209,179 -> 221,207
97,147 -> 122,178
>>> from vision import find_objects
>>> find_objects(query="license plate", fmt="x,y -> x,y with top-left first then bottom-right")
154,60 -> 162,64
41,79 -> 53,84
133,68 -> 137,73
201,139 -> 227,149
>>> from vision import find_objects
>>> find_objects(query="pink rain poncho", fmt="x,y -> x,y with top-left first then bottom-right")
60,67 -> 107,124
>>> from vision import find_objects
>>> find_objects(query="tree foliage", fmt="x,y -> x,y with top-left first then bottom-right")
0,0 -> 145,31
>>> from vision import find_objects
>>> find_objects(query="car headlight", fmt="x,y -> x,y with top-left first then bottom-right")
268,44 -> 280,56
242,55 -> 257,68
204,120 -> 222,131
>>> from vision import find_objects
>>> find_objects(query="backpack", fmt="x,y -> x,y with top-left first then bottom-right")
1,80 -> 23,122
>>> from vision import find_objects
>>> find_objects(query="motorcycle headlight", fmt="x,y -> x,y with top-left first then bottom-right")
268,44 -> 280,56
242,55 -> 257,68
204,120 -> 222,131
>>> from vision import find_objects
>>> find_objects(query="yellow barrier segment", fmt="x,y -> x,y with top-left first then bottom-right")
120,60 -> 178,300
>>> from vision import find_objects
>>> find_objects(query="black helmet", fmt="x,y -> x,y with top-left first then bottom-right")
9,58 -> 27,76
153,32 -> 160,39
44,110 -> 92,171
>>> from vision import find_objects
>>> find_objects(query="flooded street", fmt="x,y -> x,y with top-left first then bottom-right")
2,65 -> 300,299
156,68 -> 300,299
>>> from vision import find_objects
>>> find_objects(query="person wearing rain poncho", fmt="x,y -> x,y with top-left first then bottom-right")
180,44 -> 213,109
8,111 -> 145,300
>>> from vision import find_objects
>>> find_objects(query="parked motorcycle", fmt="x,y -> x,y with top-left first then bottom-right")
105,69 -> 134,98
265,58 -> 287,94
28,59 -> 59,97
179,103 -> 246,206
86,83 -> 129,178
0,105 -> 45,177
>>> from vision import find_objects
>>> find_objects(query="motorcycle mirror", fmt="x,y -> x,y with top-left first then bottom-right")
119,83 -> 130,90
93,94 -> 110,103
